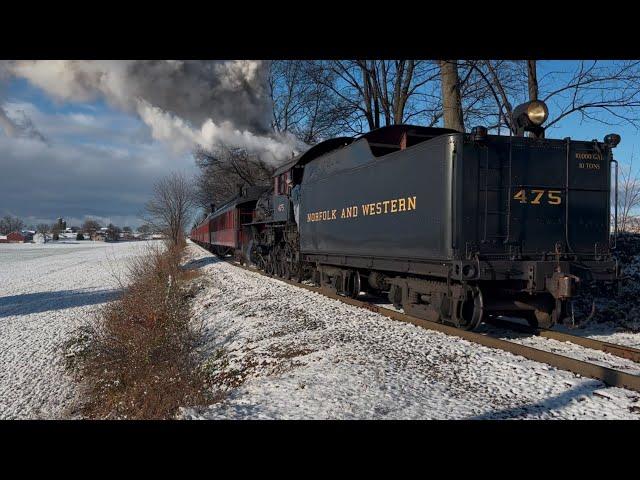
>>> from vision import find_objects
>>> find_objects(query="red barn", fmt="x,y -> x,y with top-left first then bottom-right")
6,231 -> 26,243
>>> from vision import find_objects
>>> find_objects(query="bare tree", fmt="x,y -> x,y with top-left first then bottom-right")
267,60 -> 640,144
36,223 -> 50,234
137,224 -> 153,235
144,172 -> 195,247
618,153 -> 640,232
50,222 -> 62,240
465,60 -> 640,134
440,60 -> 464,132
193,144 -> 275,211
106,223 -> 121,241
542,61 -> 640,129
82,219 -> 101,236
306,60 -> 442,135
269,61 -> 347,145
455,60 -> 527,134
0,215 -> 24,235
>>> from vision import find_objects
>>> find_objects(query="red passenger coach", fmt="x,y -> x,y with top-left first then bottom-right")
211,206 -> 238,250
190,186 -> 268,259
191,219 -> 210,245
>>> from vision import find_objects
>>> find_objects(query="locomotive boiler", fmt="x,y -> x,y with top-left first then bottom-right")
191,100 -> 620,330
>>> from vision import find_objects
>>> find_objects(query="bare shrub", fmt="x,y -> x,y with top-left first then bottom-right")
69,242 -> 210,419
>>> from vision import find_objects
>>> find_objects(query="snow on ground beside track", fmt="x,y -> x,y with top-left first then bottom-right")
181,243 -> 640,420
553,323 -> 640,349
0,240 -> 154,419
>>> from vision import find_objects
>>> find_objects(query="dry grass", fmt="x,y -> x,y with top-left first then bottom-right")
68,241 -> 211,419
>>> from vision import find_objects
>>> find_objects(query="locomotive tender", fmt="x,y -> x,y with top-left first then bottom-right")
191,100 -> 621,330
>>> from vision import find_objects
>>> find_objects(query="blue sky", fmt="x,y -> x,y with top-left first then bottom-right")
0,60 -> 637,229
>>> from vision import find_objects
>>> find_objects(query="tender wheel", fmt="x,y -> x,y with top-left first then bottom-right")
388,284 -> 402,309
347,271 -> 361,299
456,287 -> 484,331
332,272 -> 343,293
312,267 -> 321,286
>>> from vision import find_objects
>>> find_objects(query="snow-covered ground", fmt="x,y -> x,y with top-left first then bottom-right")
0,240 -> 152,419
6,238 -> 638,419
182,242 -> 640,420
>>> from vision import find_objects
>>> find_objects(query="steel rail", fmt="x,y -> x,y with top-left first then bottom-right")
485,317 -> 640,363
190,243 -> 640,393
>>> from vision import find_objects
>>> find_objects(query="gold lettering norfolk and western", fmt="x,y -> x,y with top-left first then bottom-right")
306,195 -> 417,223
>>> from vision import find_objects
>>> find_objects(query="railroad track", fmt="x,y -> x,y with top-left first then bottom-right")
190,243 -> 640,393
484,317 -> 640,364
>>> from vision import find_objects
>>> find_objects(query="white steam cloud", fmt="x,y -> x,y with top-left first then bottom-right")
2,60 -> 304,163
0,72 -> 48,143
0,107 -> 17,137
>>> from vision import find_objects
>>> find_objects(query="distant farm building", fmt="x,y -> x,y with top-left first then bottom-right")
0,231 -> 27,243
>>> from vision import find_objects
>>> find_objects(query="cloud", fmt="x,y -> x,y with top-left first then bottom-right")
4,60 -> 305,162
0,61 -> 310,227
0,102 -> 194,227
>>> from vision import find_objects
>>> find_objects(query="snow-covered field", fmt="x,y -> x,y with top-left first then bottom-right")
3,238 -> 639,420
182,242 -> 640,420
0,240 -> 153,419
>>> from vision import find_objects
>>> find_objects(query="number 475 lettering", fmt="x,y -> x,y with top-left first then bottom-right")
513,189 -> 562,205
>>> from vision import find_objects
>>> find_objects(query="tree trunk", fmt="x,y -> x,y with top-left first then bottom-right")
440,60 -> 464,132
527,60 -> 539,137
527,60 -> 538,101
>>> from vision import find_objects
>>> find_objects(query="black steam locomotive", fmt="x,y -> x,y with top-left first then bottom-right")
191,100 -> 621,330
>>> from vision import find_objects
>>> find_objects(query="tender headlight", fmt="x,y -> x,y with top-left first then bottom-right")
526,101 -> 549,126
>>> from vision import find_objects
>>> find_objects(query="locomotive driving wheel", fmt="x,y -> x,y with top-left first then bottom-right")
264,252 -> 275,276
274,249 -> 284,277
275,245 -> 287,280
279,255 -> 291,279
